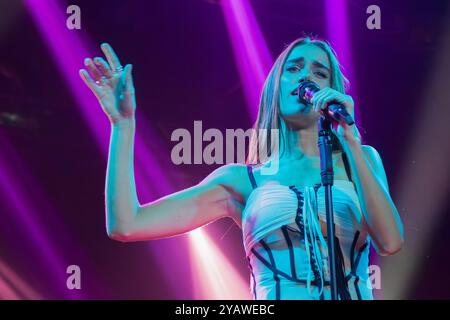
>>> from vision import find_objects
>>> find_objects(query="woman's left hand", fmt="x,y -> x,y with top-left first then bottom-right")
310,87 -> 360,144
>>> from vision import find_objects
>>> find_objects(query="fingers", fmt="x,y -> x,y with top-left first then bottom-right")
311,88 -> 331,112
120,64 -> 136,110
79,69 -> 100,94
94,57 -> 113,78
101,43 -> 122,71
317,91 -> 334,112
84,58 -> 102,81
311,88 -> 350,113
123,64 -> 134,93
310,88 -> 324,110
80,44 -> 133,101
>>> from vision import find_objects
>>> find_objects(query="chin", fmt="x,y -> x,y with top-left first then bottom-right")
281,106 -> 320,130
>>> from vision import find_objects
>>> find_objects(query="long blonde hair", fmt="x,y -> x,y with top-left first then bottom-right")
246,36 -> 360,165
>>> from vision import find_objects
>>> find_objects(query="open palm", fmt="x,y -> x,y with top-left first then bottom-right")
79,43 -> 135,124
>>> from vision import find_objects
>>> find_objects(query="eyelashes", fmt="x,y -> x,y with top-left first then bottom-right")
286,66 -> 300,72
315,72 -> 327,78
286,66 -> 328,78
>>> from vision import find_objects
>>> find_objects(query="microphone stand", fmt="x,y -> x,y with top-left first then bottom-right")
317,116 -> 338,300
297,80 -> 355,299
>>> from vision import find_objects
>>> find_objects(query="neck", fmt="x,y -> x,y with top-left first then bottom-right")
280,119 -> 320,159
297,126 -> 320,157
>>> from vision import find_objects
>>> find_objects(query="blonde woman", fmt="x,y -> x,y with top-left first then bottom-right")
79,37 -> 404,300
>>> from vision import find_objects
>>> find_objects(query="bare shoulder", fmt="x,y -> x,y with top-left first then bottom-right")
200,163 -> 254,201
361,145 -> 383,167
200,163 -> 254,227
361,144 -> 380,156
361,144 -> 389,190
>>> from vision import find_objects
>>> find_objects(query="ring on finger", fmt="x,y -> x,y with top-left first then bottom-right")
113,65 -> 124,74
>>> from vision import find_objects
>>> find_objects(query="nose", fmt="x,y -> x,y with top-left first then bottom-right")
298,68 -> 312,83
298,77 -> 310,85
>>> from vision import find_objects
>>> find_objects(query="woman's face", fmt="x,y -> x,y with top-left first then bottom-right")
279,43 -> 332,127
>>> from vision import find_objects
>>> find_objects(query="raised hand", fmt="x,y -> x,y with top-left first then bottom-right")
79,43 -> 135,125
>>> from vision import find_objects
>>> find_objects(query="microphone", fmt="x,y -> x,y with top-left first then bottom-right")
295,80 -> 354,125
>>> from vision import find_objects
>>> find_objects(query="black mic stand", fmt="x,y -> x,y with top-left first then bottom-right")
297,80 -> 355,299
317,116 -> 339,300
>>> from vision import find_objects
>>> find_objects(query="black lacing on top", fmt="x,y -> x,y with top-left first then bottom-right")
245,161 -> 369,300
290,185 -> 323,289
247,165 -> 258,189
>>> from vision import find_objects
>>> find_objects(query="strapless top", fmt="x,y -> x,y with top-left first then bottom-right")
242,173 -> 373,300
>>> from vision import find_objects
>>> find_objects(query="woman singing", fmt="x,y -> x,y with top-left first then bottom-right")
79,36 -> 404,300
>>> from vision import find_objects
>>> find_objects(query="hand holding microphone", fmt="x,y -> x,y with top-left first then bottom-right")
296,80 -> 355,126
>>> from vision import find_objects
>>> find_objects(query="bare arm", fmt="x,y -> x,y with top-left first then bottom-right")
79,43 -> 140,241
113,163 -> 245,242
342,141 -> 404,256
105,114 -> 243,242
80,44 -> 244,243
104,119 -> 140,241
311,88 -> 404,256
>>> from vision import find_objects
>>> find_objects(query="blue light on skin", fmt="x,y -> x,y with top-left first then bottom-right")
280,44 -> 332,129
